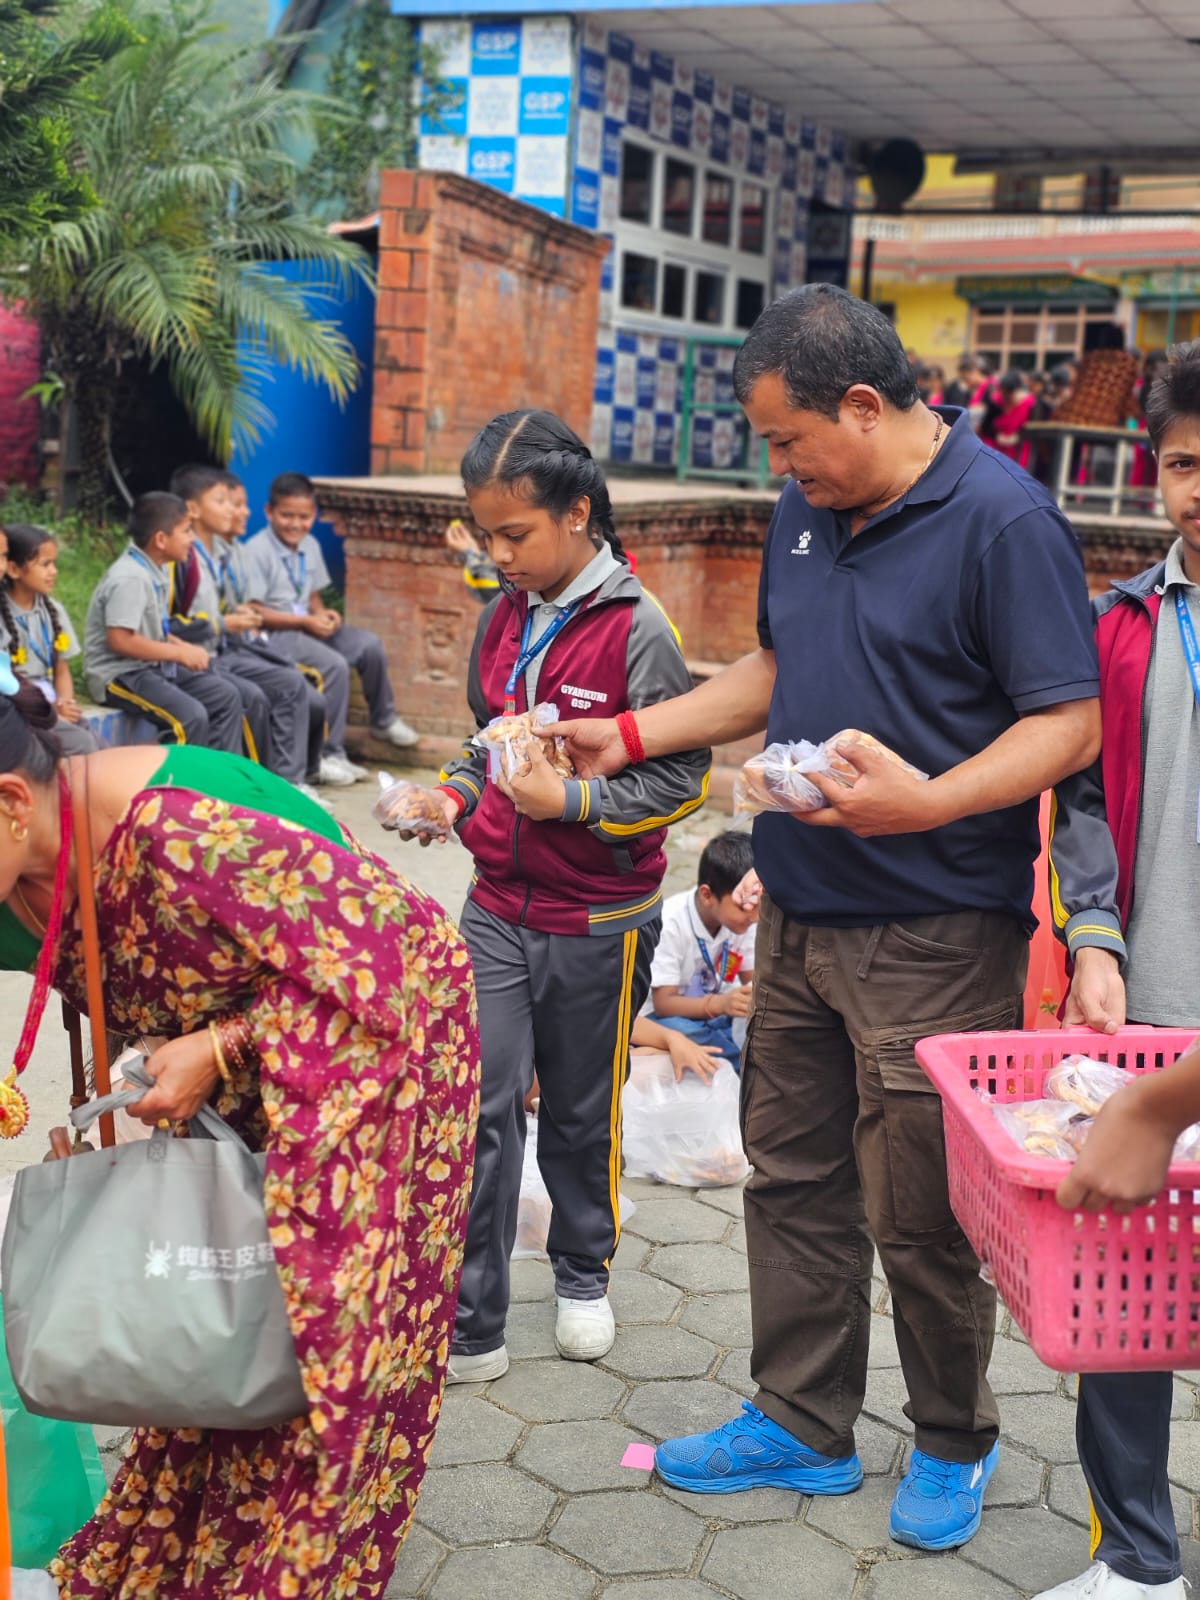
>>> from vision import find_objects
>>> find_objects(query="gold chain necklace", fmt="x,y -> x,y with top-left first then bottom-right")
852,414 -> 946,522
11,879 -> 47,936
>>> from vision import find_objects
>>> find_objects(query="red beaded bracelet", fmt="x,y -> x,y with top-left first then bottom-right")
616,710 -> 645,766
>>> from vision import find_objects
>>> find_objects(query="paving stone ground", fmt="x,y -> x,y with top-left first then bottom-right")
7,780 -> 1198,1598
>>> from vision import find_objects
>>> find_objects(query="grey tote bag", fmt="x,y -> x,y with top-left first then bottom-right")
1,1061 -> 307,1431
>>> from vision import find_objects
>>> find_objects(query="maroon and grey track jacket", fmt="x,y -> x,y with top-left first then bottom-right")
439,563 -> 711,937
1047,560 -> 1165,966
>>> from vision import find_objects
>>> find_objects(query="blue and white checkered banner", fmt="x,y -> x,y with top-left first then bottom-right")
419,16 -> 573,216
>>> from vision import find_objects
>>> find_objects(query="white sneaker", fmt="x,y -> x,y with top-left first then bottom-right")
375,716 -> 421,749
317,754 -> 356,787
446,1345 -> 509,1385
341,758 -> 369,781
555,1294 -> 615,1361
1032,1562 -> 1186,1598
296,782 -> 334,813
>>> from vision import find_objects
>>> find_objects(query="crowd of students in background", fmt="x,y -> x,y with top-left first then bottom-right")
908,336 -> 1167,491
0,470 -> 423,798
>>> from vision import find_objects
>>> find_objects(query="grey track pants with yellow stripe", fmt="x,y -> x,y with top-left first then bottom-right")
452,898 -> 658,1357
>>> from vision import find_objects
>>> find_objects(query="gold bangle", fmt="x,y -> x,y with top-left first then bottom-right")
208,1021 -> 232,1086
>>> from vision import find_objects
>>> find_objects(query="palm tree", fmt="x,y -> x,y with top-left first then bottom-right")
12,0 -> 370,517
0,0 -> 131,239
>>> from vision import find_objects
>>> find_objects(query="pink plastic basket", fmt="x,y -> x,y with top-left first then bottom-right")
916,1027 -> 1200,1372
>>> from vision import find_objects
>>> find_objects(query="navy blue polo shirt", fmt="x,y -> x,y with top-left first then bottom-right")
754,408 -> 1099,930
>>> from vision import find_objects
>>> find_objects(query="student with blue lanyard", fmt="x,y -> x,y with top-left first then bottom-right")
82,493 -> 243,751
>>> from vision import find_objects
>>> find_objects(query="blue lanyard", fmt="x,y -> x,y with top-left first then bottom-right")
1176,589 -> 1200,707
129,547 -> 170,639
283,549 -> 307,601
503,601 -> 580,713
14,603 -> 55,674
694,934 -> 731,989
195,540 -> 220,589
220,545 -> 243,605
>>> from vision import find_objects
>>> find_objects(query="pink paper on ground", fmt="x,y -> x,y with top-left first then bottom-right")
621,1442 -> 657,1470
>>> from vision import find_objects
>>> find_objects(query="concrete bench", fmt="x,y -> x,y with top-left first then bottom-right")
79,704 -> 160,748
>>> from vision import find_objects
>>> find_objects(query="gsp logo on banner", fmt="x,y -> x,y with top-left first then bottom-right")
520,78 -> 571,137
469,139 -> 517,193
472,22 -> 521,75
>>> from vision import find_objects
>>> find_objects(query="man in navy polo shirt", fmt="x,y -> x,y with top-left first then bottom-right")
553,284 -> 1100,1553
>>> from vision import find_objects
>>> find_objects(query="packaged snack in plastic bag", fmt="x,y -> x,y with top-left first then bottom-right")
734,729 -> 926,819
512,1115 -> 633,1257
1044,1055 -> 1133,1118
622,1054 -> 750,1188
990,1097 -> 1088,1160
1174,1122 -> 1200,1162
372,774 -> 453,841
477,703 -> 574,785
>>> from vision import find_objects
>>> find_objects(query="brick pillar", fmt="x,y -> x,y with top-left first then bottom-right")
372,170 -> 438,474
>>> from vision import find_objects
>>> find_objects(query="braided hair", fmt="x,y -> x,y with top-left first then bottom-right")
460,410 -> 627,564
1,523 -> 69,671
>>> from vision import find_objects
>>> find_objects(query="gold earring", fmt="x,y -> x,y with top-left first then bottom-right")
10,819 -> 27,843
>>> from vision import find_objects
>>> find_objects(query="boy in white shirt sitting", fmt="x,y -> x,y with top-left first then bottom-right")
644,831 -> 758,1067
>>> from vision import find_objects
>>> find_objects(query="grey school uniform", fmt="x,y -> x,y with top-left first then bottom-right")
181,540 -> 311,783
6,593 -> 98,754
216,539 -> 328,782
241,528 -> 397,759
83,546 -> 242,751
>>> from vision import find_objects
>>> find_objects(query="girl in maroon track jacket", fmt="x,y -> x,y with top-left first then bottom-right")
434,410 -> 711,1378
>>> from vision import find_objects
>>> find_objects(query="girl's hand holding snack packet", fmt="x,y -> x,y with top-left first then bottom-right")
476,702 -> 575,785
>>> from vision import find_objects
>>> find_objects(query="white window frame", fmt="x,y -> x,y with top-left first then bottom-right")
614,131 -> 774,340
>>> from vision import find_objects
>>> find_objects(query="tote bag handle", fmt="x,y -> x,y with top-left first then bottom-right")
67,759 -> 114,1149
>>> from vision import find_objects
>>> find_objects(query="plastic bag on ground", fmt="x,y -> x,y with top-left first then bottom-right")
622,1053 -> 750,1188
372,774 -> 453,841
477,703 -> 574,785
734,728 -> 926,819
512,1115 -> 635,1258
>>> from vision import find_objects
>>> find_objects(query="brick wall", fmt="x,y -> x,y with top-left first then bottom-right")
371,169 -> 610,476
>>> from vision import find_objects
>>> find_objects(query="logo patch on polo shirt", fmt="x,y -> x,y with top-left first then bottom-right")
790,531 -> 812,556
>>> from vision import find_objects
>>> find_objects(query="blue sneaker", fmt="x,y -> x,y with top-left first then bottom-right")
654,1401 -> 863,1496
889,1442 -> 999,1550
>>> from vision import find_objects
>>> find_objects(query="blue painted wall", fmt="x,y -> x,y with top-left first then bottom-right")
229,260 -> 376,591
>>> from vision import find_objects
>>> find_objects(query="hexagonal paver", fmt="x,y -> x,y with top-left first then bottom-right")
510,1257 -> 555,1302
1050,1462 -> 1191,1536
660,1479 -> 802,1524
996,1395 -> 1081,1465
605,1325 -> 718,1382
866,1314 -> 903,1370
429,1544 -> 594,1600
984,1335 -> 1059,1396
715,1347 -> 752,1397
416,1463 -> 556,1544
613,1230 -> 653,1272
504,1299 -> 559,1361
1175,1380 -> 1197,1421
807,1478 -> 906,1549
623,1378 -> 742,1442
726,1220 -> 746,1255
608,1268 -> 684,1324
517,1419 -> 652,1493
678,1292 -> 752,1348
488,1359 -> 626,1422
626,1196 -> 730,1245
863,1555 -> 1020,1598
601,1584 -> 724,1600
551,1488 -> 706,1575
862,1366 -> 914,1436
857,1415 -> 905,1477
966,1506 -> 1094,1593
429,1395 -> 524,1466
703,1523 -> 858,1598
384,1525 -> 445,1598
1171,1420 -> 1200,1492
694,1184 -> 747,1218
649,1243 -> 748,1295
